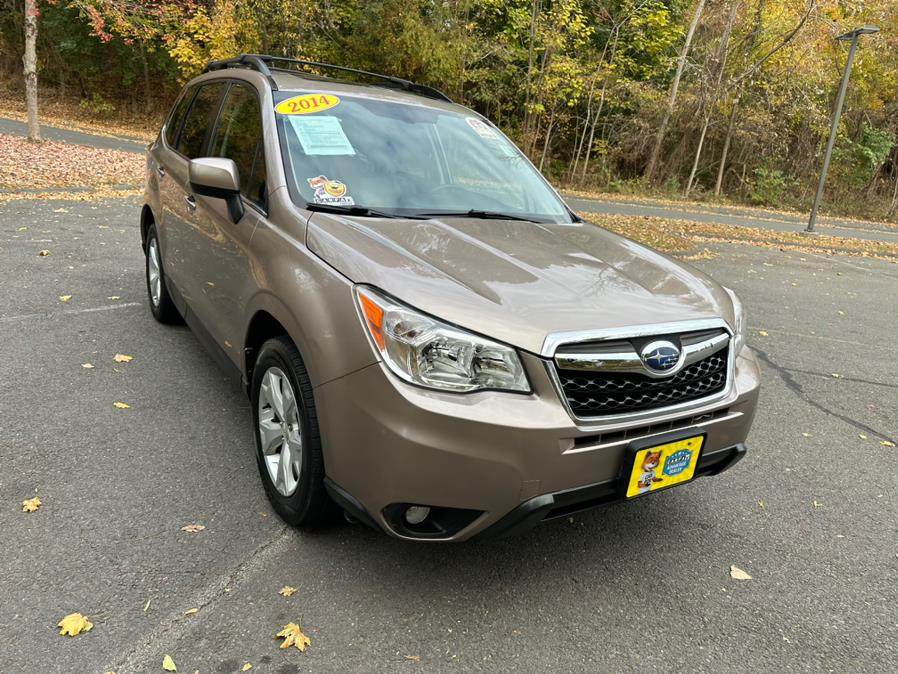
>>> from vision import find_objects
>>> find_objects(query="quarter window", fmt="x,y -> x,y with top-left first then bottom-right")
177,82 -> 227,159
209,83 -> 267,207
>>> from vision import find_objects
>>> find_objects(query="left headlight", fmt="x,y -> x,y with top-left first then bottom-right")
355,286 -> 530,393
724,287 -> 745,354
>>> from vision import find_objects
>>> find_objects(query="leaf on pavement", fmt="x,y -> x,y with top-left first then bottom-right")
38,249 -> 50,257
180,524 -> 205,533
59,295 -> 73,303
278,586 -> 297,597
108,295 -> 121,300
758,330 -> 769,337
831,373 -> 843,379
882,440 -> 896,447
729,565 -> 752,581
58,612 -> 93,636
113,354 -> 133,363
813,500 -> 823,508
113,402 -> 130,409
162,654 -> 177,671
22,496 -> 42,512
859,434 -> 868,440
184,608 -> 199,615
276,623 -> 311,652
241,664 -> 253,672
82,363 -> 95,369
404,655 -> 421,662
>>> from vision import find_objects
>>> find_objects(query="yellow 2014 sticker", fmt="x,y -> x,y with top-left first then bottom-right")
275,93 -> 340,115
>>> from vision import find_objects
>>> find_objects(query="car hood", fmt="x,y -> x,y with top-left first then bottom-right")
307,214 -> 735,355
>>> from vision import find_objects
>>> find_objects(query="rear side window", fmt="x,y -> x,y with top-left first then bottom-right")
164,87 -> 195,147
176,82 -> 227,159
209,83 -> 267,207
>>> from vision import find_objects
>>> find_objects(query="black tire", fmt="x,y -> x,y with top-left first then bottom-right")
145,224 -> 181,324
251,336 -> 337,527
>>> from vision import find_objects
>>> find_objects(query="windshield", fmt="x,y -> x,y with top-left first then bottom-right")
275,91 -> 572,223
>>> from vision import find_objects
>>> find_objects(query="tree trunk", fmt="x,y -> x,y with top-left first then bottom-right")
888,161 -> 898,218
522,0 -> 540,151
684,0 -> 739,198
539,109 -> 555,173
645,0 -> 706,183
140,41 -> 152,110
715,90 -> 741,196
23,0 -> 40,141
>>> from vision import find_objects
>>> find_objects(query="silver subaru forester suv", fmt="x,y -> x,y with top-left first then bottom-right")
141,54 -> 760,541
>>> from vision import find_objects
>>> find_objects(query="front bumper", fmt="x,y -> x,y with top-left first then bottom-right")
314,347 -> 761,541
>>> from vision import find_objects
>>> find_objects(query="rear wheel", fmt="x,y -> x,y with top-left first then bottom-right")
251,336 -> 337,527
145,224 -> 180,324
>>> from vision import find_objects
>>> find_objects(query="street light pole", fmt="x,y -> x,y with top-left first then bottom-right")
806,26 -> 879,233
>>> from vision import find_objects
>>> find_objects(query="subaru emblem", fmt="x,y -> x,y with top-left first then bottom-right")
640,340 -> 681,374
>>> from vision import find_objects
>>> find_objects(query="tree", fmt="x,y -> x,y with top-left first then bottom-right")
23,0 -> 40,140
644,0 -> 705,183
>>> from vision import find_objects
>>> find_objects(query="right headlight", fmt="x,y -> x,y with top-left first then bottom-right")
355,286 -> 530,393
724,287 -> 745,354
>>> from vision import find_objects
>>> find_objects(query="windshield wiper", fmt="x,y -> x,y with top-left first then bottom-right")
415,209 -> 540,222
304,203 -> 410,219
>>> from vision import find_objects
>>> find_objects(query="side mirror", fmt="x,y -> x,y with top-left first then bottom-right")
189,157 -> 244,223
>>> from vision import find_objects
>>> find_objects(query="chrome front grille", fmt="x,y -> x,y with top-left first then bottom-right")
552,327 -> 731,420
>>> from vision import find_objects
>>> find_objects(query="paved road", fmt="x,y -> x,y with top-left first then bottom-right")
565,195 -> 898,243
2,196 -> 896,673
0,117 -> 147,153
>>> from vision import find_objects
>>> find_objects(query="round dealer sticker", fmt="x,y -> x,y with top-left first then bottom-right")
663,449 -> 692,477
276,93 -> 340,115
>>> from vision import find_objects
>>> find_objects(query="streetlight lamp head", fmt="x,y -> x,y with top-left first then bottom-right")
837,25 -> 880,40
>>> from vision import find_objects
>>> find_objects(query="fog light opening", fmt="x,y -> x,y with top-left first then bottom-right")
404,505 -> 431,525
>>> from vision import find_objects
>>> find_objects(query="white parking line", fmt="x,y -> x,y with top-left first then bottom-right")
0,301 -> 143,322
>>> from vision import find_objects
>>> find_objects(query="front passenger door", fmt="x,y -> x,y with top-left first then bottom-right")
185,82 -> 269,365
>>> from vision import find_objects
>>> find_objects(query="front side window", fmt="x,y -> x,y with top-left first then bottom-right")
209,83 -> 266,206
276,92 -> 571,223
177,82 -> 227,159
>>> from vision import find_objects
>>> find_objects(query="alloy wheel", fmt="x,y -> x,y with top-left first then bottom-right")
257,366 -> 303,496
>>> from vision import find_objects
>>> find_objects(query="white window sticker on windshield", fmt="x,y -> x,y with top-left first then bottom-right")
466,117 -> 519,158
287,116 -> 356,156
307,175 -> 355,206
466,117 -> 498,139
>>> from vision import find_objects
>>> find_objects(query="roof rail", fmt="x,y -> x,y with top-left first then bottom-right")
204,53 -> 452,103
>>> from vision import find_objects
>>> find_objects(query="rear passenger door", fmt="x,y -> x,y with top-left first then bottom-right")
182,81 -> 268,363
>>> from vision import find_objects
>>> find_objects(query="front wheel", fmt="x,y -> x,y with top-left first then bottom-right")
251,336 -> 337,527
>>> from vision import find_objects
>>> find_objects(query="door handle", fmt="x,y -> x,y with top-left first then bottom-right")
156,166 -> 165,178
184,195 -> 197,213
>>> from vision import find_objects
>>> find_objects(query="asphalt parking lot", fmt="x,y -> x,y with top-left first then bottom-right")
2,196 -> 897,673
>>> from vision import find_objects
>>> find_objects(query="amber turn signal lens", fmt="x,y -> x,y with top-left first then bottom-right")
359,291 -> 385,350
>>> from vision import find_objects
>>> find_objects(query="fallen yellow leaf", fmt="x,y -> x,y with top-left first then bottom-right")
404,655 -> 421,662
108,295 -> 121,300
58,612 -> 93,636
859,434 -> 868,440
831,373 -> 843,379
82,363 -> 95,369
278,586 -> 297,597
180,524 -> 205,533
242,664 -> 253,672
113,402 -> 130,409
276,623 -> 311,652
22,496 -> 42,512
729,565 -> 752,581
162,654 -> 177,671
16,226 -> 27,231
59,295 -> 73,303
758,330 -> 769,337
113,354 -> 133,363
882,441 -> 896,448
184,608 -> 199,615
38,249 -> 50,256
813,500 -> 823,508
